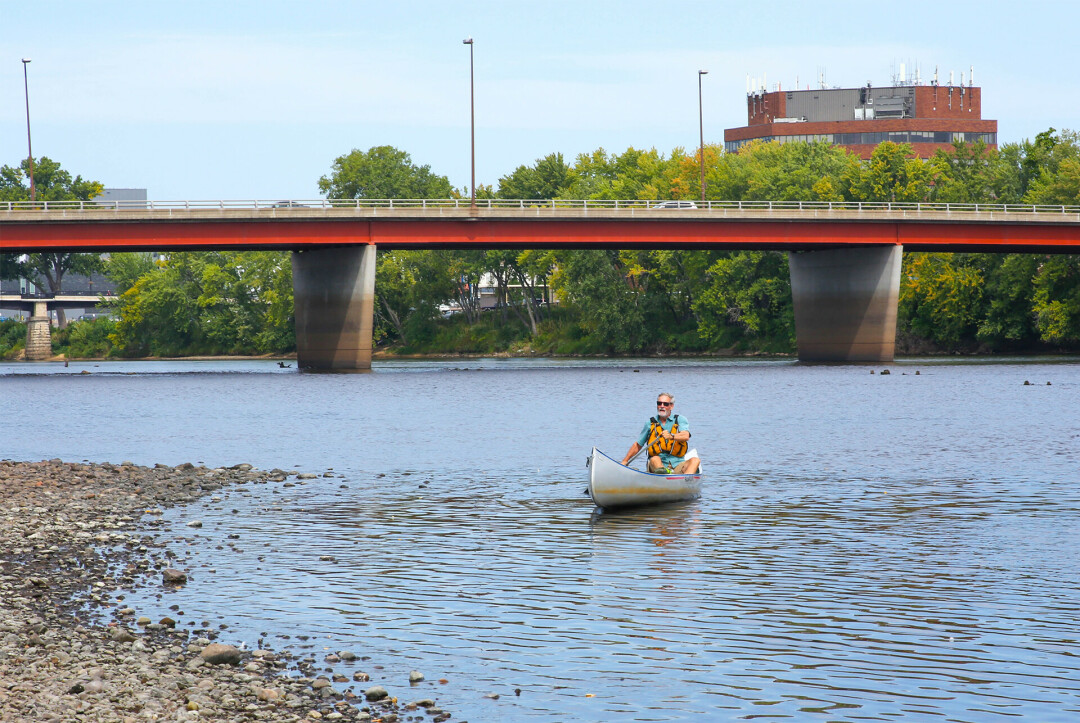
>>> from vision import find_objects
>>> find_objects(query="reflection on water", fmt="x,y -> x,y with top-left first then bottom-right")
4,357 -> 1080,721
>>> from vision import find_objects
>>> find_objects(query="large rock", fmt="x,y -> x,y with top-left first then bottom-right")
200,643 -> 242,665
364,685 -> 388,701
162,568 -> 187,585
108,626 -> 137,643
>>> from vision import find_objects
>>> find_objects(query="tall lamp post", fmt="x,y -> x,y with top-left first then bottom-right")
463,37 -> 476,212
22,58 -> 36,203
698,69 -> 708,203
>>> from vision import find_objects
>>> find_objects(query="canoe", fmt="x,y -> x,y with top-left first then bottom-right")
587,447 -> 703,509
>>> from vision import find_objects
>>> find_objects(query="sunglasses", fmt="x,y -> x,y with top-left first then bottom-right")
656,401 -> 673,407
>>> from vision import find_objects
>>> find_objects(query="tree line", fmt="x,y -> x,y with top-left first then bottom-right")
1,131 -> 1078,359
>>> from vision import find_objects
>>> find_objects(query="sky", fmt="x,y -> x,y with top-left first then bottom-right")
2,0 -> 1079,201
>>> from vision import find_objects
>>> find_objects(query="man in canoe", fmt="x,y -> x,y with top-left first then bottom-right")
620,393 -> 700,474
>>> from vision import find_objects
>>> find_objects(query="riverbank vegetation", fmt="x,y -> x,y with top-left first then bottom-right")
2,133 -> 1079,359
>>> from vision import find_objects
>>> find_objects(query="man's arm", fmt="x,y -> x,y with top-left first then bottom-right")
622,422 -> 654,465
621,442 -> 642,466
668,416 -> 691,443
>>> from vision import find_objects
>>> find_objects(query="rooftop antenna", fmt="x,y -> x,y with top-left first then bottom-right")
916,65 -> 922,85
933,65 -> 939,86
970,65 -> 974,86
899,62 -> 906,84
950,70 -> 955,86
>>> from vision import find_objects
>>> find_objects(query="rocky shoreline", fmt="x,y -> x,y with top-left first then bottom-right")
0,460 -> 455,722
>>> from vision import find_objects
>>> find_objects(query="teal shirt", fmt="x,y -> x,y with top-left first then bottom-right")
636,415 -> 691,467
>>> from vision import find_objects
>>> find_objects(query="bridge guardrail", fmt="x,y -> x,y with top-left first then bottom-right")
2,198 -> 1079,215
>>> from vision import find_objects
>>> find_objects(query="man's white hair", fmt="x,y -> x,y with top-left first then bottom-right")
657,392 -> 674,402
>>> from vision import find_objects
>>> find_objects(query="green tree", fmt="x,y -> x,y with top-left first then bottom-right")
552,250 -> 649,353
107,252 -> 295,356
0,319 -> 27,359
930,141 -> 997,203
0,254 -> 28,281
374,250 -> 457,347
620,249 -> 715,339
975,254 -> 1040,345
318,146 -> 454,199
846,142 -> 935,202
699,140 -> 857,202
0,156 -> 106,326
1026,157 -> 1080,205
899,253 -> 985,346
20,253 -> 104,297
53,317 -> 117,358
109,255 -> 203,356
561,147 -> 683,201
1031,255 -> 1080,344
497,153 -> 571,199
0,156 -> 103,203
104,253 -> 159,294
991,129 -> 1080,203
694,251 -> 795,350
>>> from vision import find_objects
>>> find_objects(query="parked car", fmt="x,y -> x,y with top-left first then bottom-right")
438,303 -> 463,318
651,200 -> 698,209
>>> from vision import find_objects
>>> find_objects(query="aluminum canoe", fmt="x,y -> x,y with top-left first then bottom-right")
587,447 -> 702,509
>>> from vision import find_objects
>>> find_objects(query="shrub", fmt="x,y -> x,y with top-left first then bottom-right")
0,319 -> 26,359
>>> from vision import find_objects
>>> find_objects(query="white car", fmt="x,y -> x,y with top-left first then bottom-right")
438,303 -> 462,318
651,200 -> 698,209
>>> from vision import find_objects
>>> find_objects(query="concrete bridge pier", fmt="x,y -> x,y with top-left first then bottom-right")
788,245 -> 903,362
291,245 -> 376,372
25,301 -> 53,361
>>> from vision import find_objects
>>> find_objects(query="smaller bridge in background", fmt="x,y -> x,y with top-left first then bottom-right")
0,293 -> 112,313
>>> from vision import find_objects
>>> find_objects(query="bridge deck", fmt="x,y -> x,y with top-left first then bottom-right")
2,201 -> 1079,253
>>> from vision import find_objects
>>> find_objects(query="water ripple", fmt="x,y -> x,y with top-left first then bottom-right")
8,358 -> 1079,721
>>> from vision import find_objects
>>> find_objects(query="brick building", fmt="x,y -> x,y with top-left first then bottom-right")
724,80 -> 997,159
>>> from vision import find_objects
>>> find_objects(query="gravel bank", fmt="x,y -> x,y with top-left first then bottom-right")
0,459 -> 454,722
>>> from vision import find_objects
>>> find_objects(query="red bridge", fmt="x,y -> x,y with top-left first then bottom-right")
3,199 -> 1079,368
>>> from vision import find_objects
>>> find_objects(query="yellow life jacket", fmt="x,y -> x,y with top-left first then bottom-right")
646,415 -> 687,458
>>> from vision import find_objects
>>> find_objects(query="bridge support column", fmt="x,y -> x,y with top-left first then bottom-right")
788,245 -> 903,362
291,245 -> 376,372
25,301 -> 53,361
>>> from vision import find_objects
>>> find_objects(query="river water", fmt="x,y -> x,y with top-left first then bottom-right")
3,357 -> 1079,721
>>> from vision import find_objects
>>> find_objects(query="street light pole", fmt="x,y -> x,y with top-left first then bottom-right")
463,38 -> 476,213
698,69 -> 708,203
22,58 -> 36,204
